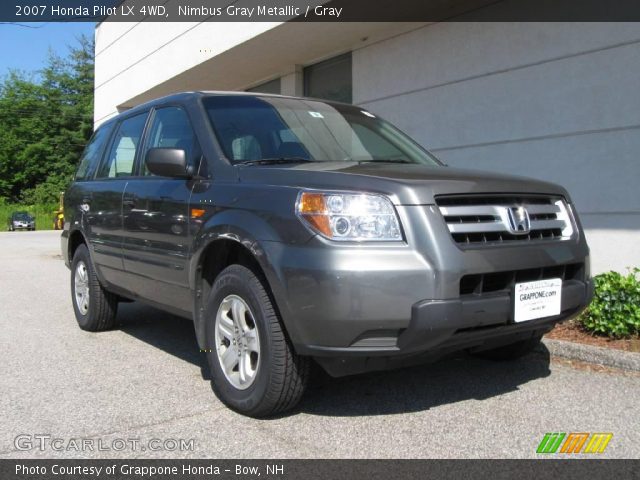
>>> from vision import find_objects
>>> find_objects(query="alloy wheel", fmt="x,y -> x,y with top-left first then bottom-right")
74,261 -> 90,315
214,294 -> 261,390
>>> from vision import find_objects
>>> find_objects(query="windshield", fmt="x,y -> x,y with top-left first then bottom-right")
203,95 -> 441,166
13,213 -> 31,221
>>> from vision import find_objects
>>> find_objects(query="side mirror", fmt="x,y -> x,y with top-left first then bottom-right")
145,148 -> 190,178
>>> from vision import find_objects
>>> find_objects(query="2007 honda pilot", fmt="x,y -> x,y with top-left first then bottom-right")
62,92 -> 592,417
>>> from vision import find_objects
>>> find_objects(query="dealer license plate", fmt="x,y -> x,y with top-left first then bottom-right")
514,278 -> 562,323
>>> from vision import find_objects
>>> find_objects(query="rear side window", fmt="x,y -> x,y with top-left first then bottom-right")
75,126 -> 111,181
96,113 -> 147,179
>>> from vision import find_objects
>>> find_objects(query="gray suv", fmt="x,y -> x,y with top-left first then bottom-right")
62,92 -> 592,416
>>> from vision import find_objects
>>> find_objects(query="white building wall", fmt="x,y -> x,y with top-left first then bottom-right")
93,22 -> 421,124
94,21 -> 281,124
94,19 -> 640,274
354,22 -> 640,274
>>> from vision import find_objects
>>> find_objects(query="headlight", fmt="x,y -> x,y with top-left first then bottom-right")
296,190 -> 402,241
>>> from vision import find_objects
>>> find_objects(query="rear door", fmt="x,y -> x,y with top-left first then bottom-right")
120,106 -> 200,313
83,112 -> 149,285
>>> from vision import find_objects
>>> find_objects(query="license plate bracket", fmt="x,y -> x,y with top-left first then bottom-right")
513,278 -> 562,323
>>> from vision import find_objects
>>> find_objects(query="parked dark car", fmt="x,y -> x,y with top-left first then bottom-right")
8,211 -> 35,231
61,92 -> 592,417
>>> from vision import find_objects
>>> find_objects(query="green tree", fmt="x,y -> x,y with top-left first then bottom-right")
0,35 -> 94,203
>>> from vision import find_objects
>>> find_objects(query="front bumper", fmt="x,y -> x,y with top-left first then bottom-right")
262,204 -> 592,376
310,279 -> 592,376
12,223 -> 34,230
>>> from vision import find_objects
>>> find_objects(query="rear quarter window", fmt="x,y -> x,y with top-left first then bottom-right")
75,125 -> 112,181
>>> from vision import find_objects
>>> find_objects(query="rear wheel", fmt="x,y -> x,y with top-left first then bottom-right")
473,335 -> 543,361
205,265 -> 309,417
70,244 -> 118,331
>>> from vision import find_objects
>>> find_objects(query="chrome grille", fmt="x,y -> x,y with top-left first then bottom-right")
436,195 -> 574,245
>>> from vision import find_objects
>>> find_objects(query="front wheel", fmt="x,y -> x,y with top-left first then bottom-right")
473,335 -> 543,361
205,265 -> 309,417
70,244 -> 118,331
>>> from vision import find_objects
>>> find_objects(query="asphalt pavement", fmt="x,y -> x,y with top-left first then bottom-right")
1,231 -> 638,458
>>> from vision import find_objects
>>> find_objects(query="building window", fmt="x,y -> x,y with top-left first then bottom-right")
246,78 -> 281,94
304,52 -> 352,103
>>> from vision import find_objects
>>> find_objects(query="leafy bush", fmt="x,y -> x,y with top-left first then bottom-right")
579,269 -> 640,338
21,175 -> 70,205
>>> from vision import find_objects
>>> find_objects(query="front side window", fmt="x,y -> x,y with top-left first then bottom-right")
142,107 -> 200,176
204,95 -> 440,166
96,113 -> 147,179
75,126 -> 111,181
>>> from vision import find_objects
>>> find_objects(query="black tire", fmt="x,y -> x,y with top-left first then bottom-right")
204,265 -> 309,417
70,244 -> 118,331
473,335 -> 543,361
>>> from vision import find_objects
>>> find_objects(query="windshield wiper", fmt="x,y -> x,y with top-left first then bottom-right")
235,157 -> 315,166
356,159 -> 413,164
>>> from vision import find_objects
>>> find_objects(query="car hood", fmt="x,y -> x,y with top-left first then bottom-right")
236,162 -> 570,205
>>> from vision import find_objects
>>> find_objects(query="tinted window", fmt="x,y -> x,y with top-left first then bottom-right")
13,212 -> 32,221
143,107 -> 200,176
75,126 -> 111,181
97,113 -> 147,178
304,53 -> 352,103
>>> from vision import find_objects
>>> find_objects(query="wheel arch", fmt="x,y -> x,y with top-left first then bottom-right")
68,229 -> 88,263
191,230 -> 296,351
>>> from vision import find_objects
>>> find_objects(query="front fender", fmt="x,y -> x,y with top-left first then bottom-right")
189,208 -> 312,348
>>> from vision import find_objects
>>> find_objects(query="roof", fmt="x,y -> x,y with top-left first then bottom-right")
105,91 -> 357,125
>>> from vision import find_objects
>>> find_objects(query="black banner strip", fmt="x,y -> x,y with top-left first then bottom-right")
1,459 -> 638,480
2,0 -> 640,23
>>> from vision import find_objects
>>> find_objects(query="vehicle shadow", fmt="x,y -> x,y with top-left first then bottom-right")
117,302 -> 552,417
298,348 -> 551,417
117,302 -> 212,381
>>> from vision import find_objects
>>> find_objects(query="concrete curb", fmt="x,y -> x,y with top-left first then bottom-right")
543,338 -> 640,372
